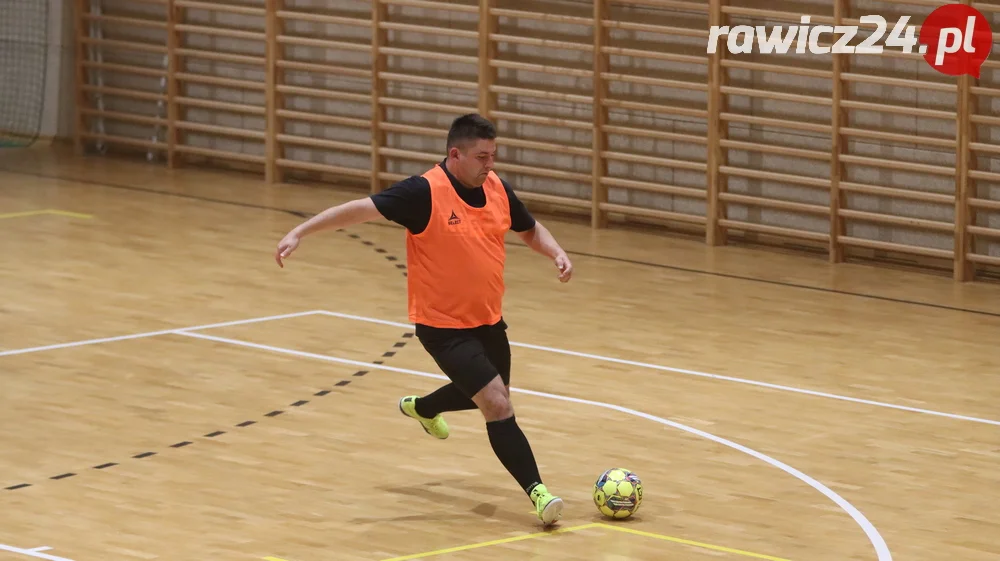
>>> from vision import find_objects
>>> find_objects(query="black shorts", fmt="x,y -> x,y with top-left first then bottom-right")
415,318 -> 511,398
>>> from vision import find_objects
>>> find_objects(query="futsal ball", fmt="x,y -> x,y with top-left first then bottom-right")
592,467 -> 643,519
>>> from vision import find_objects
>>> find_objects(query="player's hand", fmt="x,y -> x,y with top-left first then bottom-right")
554,253 -> 573,283
275,232 -> 300,268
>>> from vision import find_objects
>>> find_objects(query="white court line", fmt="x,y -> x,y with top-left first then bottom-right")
0,544 -> 74,561
174,330 -> 892,561
0,312 -> 317,561
315,310 -> 1000,427
0,310 -> 324,358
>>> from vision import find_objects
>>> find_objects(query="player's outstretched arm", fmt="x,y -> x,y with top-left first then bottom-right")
516,220 -> 573,283
275,197 -> 382,268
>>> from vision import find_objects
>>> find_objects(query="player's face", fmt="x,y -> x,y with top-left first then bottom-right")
455,139 -> 496,187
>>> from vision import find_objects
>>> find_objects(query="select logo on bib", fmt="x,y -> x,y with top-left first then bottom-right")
448,211 -> 461,226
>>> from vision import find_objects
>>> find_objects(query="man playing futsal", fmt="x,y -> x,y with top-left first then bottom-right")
274,113 -> 573,526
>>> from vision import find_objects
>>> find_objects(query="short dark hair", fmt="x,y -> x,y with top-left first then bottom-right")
446,113 -> 496,151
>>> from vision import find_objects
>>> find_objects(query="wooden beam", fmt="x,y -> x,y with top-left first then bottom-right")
954,0 -> 975,281
829,0 -> 847,263
264,0 -> 279,183
705,0 -> 726,245
955,72 -> 974,281
73,0 -> 87,156
591,0 -> 609,229
477,0 -> 495,118
370,0 -> 388,194
166,0 -> 180,168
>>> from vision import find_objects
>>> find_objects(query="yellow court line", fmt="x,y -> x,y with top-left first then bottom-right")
595,523 -> 793,561
264,522 -> 791,561
0,210 -> 51,220
376,523 -> 600,561
0,209 -> 93,220
44,209 -> 94,219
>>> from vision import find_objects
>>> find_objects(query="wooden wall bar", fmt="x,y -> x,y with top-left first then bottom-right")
73,0 -> 1000,282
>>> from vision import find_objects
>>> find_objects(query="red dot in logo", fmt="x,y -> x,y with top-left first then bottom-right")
918,3 -> 993,77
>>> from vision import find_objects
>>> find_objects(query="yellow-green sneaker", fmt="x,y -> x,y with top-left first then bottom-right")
529,484 -> 564,526
398,396 -> 449,439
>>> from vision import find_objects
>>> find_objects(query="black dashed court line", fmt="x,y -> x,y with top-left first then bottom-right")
4,232 -> 413,492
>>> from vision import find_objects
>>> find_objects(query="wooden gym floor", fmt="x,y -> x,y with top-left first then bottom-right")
1,145 -> 999,561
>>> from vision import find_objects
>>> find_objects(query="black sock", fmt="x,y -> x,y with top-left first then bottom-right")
486,415 -> 542,496
415,383 -> 477,418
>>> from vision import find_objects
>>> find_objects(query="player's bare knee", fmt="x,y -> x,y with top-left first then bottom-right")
493,393 -> 514,419
482,398 -> 513,421
474,380 -> 513,421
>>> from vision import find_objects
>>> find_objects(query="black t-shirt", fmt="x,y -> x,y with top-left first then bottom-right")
369,160 -> 536,235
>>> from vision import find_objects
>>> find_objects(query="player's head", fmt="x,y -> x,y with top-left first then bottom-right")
446,113 -> 497,188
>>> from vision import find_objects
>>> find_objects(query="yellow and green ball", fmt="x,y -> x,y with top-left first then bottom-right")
592,468 -> 643,519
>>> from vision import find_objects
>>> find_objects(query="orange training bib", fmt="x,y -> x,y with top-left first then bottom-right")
405,165 -> 511,328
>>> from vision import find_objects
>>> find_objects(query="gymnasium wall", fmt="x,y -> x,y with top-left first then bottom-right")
71,0 -> 1000,282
